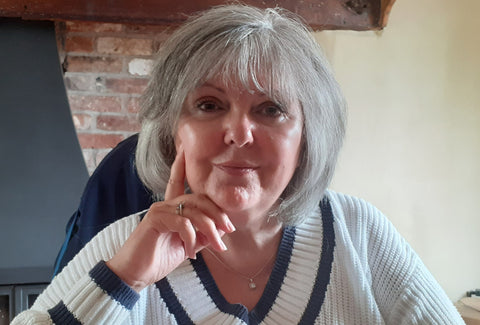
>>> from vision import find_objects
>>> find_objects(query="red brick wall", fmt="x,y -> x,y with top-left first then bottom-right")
55,21 -> 171,173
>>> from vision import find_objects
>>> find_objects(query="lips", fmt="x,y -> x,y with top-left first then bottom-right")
214,161 -> 259,176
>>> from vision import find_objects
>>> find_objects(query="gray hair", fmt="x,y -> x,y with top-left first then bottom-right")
136,4 -> 347,226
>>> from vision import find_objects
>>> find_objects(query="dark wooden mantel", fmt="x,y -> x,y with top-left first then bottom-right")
0,0 -> 396,31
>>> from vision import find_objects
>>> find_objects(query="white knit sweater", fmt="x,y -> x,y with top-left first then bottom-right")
12,191 -> 464,324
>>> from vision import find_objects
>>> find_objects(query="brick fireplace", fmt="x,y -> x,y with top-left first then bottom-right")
55,21 -> 173,173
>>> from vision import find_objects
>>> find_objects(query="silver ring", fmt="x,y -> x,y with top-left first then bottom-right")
176,201 -> 185,216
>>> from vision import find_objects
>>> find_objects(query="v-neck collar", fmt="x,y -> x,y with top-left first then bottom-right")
155,197 -> 335,324
191,226 -> 296,323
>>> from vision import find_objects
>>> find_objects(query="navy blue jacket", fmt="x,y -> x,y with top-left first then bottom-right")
53,134 -> 153,275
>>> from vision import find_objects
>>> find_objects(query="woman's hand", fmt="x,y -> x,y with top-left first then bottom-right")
106,147 -> 235,292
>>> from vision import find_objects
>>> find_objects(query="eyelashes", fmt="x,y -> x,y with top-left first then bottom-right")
195,97 -> 223,112
193,97 -> 288,121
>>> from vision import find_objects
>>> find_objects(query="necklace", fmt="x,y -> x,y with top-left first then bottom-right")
204,247 -> 277,290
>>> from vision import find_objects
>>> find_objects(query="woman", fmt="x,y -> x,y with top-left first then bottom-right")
13,5 -> 463,324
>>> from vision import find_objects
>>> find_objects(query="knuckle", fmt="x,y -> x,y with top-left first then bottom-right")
149,201 -> 167,212
177,217 -> 192,229
198,216 -> 217,232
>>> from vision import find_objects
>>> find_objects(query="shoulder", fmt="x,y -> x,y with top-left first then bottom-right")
324,190 -> 381,216
323,189 -> 419,294
318,191 -> 464,323
324,190 -> 388,234
324,189 -> 408,256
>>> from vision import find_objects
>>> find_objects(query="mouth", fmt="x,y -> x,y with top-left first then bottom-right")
214,162 -> 259,175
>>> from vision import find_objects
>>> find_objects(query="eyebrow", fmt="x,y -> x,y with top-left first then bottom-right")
199,82 -> 271,100
199,82 -> 226,94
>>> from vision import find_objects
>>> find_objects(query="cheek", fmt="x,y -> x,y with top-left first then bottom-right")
176,122 -> 215,182
279,125 -> 303,164
178,126 -> 214,160
176,122 -> 200,152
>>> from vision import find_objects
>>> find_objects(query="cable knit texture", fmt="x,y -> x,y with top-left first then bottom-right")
11,191 -> 464,324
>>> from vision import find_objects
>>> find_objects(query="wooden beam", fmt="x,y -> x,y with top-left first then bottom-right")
379,0 -> 397,28
0,0 -> 394,31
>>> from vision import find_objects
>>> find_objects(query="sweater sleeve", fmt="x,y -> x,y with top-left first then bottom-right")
331,192 -> 464,325
387,261 -> 465,325
11,213 -> 142,325
365,202 -> 464,324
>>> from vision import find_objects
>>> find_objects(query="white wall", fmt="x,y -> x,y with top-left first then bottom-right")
316,0 -> 480,301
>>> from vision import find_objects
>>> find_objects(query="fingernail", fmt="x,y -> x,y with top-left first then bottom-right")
226,220 -> 236,233
220,240 -> 228,251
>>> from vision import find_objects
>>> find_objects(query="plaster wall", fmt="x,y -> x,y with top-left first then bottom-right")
317,0 -> 480,300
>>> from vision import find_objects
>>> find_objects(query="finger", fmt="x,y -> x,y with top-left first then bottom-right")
147,209 -> 197,259
159,203 -> 226,254
184,195 -> 235,234
186,211 -> 227,252
195,232 -> 210,248
165,146 -> 186,201
176,218 -> 197,259
147,203 -> 226,255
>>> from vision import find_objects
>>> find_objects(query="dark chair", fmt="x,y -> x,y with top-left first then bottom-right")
53,134 -> 154,275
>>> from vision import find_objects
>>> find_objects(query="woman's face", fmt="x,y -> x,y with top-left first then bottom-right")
176,77 -> 303,223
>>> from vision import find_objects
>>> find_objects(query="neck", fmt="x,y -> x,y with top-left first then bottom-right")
201,215 -> 283,309
223,213 -> 283,253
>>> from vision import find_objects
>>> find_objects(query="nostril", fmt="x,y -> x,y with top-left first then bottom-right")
224,127 -> 253,147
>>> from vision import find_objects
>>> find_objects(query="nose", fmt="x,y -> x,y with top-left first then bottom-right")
223,111 -> 254,147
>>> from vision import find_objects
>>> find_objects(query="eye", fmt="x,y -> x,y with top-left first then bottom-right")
195,97 -> 223,112
258,102 -> 287,119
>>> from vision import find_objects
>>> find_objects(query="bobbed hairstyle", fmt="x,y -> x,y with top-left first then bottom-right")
136,4 -> 347,226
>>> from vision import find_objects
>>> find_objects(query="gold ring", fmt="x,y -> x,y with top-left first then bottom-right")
176,201 -> 185,216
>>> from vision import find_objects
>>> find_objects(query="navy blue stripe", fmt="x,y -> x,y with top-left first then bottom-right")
192,255 -> 249,322
190,226 -> 297,325
299,196 -> 336,324
154,198 -> 331,324
249,226 -> 296,324
48,301 -> 82,325
89,260 -> 139,310
156,277 -> 195,325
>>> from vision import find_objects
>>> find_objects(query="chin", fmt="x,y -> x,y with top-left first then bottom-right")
211,186 -> 258,214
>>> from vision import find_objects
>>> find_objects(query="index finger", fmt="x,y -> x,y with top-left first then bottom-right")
165,146 -> 186,200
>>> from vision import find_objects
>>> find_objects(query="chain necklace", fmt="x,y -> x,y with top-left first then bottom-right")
203,247 -> 277,290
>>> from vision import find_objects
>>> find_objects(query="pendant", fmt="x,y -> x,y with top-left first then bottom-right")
248,279 -> 256,289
